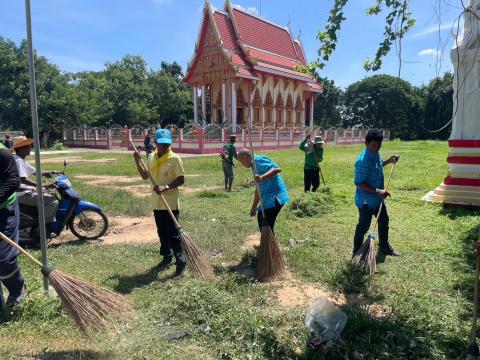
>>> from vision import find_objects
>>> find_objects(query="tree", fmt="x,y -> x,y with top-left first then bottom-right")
313,76 -> 343,128
343,74 -> 422,139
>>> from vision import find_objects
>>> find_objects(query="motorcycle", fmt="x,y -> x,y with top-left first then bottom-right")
19,163 -> 109,245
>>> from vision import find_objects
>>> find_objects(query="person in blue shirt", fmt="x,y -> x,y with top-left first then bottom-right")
237,149 -> 289,233
353,129 -> 399,257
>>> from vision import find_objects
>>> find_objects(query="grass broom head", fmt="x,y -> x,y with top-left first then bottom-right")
351,232 -> 376,275
178,229 -> 213,280
41,266 -> 133,333
256,218 -> 286,282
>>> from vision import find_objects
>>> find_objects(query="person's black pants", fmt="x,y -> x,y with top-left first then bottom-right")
353,204 -> 390,253
304,168 -> 320,192
153,210 -> 185,264
0,201 -> 25,307
257,199 -> 283,234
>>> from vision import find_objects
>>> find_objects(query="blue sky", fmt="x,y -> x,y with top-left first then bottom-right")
0,0 -> 465,88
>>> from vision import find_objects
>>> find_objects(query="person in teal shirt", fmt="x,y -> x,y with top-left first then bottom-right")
299,133 -> 324,192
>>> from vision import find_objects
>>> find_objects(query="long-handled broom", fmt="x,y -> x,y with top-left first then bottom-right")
351,161 -> 397,275
246,125 -> 285,282
467,230 -> 480,360
130,140 -> 213,280
0,230 -> 131,333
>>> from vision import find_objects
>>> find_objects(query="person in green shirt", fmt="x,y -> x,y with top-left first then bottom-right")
299,133 -> 324,192
221,135 -> 238,192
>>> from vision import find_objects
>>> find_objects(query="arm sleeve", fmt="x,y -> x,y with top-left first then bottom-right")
0,150 -> 20,203
232,146 -> 238,159
299,139 -> 307,151
256,157 -> 276,176
317,148 -> 324,162
354,160 -> 367,186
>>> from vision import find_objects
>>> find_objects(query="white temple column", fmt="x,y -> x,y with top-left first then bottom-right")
201,85 -> 206,127
309,93 -> 314,131
193,86 -> 198,126
222,82 -> 226,124
273,86 -> 277,128
248,81 -> 253,127
283,106 -> 287,128
231,81 -> 237,127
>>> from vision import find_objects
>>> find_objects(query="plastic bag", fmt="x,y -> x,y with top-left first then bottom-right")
305,296 -> 347,344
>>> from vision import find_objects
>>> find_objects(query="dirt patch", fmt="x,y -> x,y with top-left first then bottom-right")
75,175 -> 141,186
42,157 -> 117,164
51,216 -> 158,246
241,233 -> 260,252
276,285 -> 334,307
181,186 -> 222,194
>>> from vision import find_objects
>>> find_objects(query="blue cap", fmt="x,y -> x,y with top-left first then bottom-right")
155,129 -> 172,145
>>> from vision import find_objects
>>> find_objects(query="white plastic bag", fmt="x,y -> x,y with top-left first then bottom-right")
305,296 -> 347,343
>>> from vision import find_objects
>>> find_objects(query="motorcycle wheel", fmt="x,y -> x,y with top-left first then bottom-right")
69,209 -> 109,240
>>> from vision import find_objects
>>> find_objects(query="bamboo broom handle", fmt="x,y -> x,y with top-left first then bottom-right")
130,140 -> 181,230
0,230 -> 43,268
246,121 -> 267,218
371,160 -> 397,233
471,231 -> 480,345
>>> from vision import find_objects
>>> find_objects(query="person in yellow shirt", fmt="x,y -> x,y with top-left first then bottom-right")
133,129 -> 186,280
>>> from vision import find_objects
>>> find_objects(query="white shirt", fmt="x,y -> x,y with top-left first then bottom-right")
14,154 -> 36,190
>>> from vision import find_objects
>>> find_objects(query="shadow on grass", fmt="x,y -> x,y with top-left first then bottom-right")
109,265 -> 169,294
439,205 -> 480,220
34,350 -> 111,359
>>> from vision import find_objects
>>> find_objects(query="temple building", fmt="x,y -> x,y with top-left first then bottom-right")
183,0 -> 323,129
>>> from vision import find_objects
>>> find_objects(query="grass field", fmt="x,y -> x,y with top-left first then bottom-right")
0,140 -> 479,359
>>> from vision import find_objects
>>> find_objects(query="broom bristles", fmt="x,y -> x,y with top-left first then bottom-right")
45,268 -> 133,333
179,231 -> 213,280
351,234 -> 376,275
256,224 -> 285,282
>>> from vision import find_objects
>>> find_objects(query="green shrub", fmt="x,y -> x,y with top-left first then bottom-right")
50,141 -> 64,150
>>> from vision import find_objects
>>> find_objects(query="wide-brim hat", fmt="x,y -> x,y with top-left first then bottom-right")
229,134 -> 237,139
155,129 -> 172,145
314,136 -> 324,144
11,136 -> 33,150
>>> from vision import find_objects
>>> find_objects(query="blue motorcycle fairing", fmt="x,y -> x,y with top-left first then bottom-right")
75,200 -> 103,215
54,175 -> 71,189
65,188 -> 81,200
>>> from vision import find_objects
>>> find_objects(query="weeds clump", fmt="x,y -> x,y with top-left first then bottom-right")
288,187 -> 335,218
198,191 -> 228,199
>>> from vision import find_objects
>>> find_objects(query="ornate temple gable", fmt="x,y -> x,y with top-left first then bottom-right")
184,5 -> 237,85
264,90 -> 273,108
295,95 -> 304,110
252,89 -> 261,107
237,88 -> 247,107
275,93 -> 284,108
285,94 -> 293,110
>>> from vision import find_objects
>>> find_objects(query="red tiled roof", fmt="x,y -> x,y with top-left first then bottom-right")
184,2 -> 321,87
245,46 -> 303,69
213,11 -> 237,50
294,41 -> 307,66
230,8 -> 298,60
256,62 -> 312,81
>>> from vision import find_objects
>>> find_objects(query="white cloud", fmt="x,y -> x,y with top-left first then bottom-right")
417,48 -> 441,57
232,4 -> 259,16
411,21 -> 457,38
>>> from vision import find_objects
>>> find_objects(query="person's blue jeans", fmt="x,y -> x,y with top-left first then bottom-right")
353,203 -> 389,253
0,201 -> 25,308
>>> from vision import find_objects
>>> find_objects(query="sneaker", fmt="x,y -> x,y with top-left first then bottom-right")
6,284 -> 26,308
378,246 -> 400,257
170,263 -> 186,280
156,256 -> 173,271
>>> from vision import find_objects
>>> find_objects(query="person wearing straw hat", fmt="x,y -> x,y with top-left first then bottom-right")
237,149 -> 289,233
133,129 -> 186,280
221,135 -> 238,192
353,129 -> 399,257
11,136 -> 59,228
0,141 -> 26,309
299,133 -> 324,192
